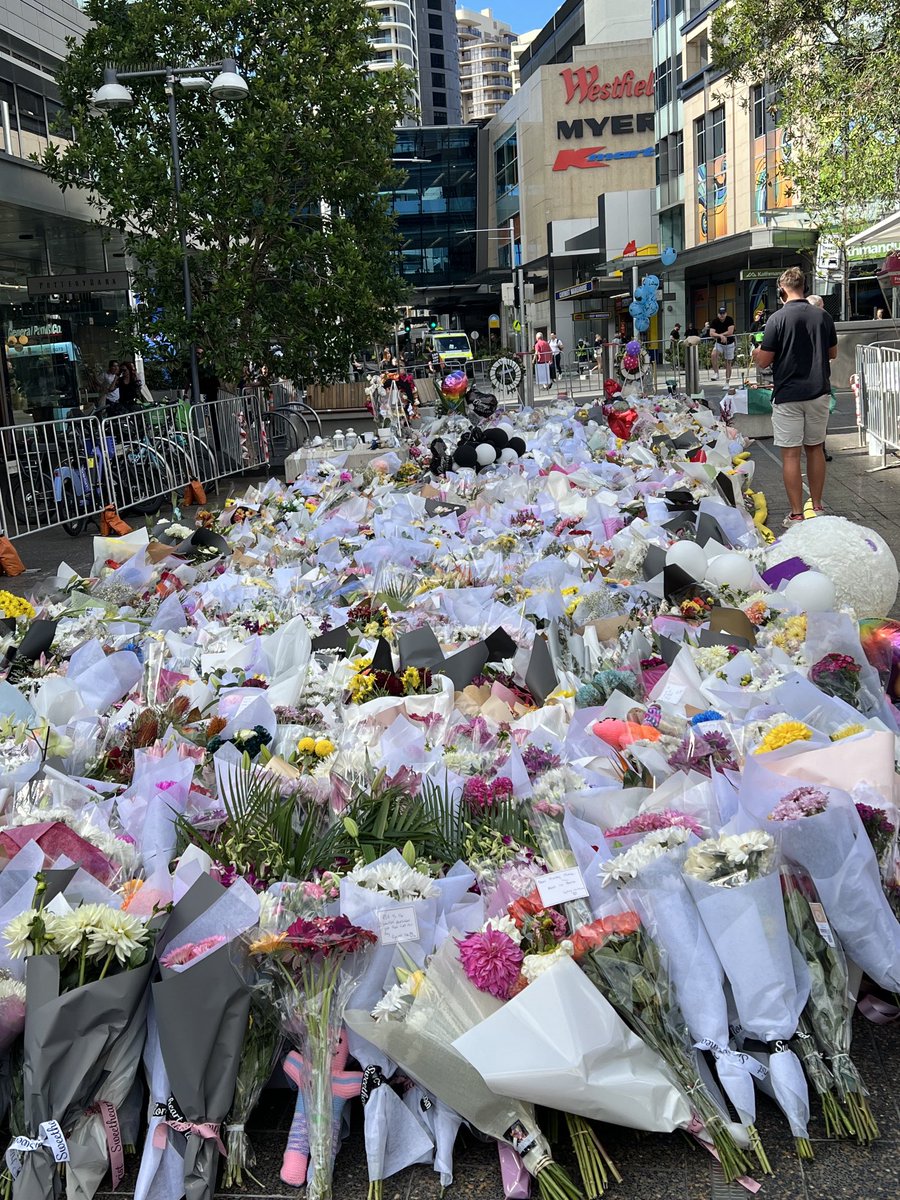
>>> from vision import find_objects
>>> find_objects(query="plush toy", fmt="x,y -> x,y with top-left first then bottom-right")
765,515 -> 899,617
280,1031 -> 363,1186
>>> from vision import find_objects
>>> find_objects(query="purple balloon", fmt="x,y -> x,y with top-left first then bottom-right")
625,340 -> 641,356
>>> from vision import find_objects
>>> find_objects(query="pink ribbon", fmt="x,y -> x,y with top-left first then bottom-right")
497,1142 -> 531,1198
152,1119 -> 225,1156
87,1101 -> 124,1190
858,994 -> 900,1024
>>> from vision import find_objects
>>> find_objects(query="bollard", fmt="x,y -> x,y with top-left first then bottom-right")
684,342 -> 700,395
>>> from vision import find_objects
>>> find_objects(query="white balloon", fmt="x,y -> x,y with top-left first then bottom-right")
665,540 -> 708,580
705,551 -> 755,590
783,570 -> 836,613
498,423 -> 515,437
499,447 -> 518,464
475,442 -> 497,466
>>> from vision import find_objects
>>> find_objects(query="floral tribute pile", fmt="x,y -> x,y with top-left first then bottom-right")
0,390 -> 898,1200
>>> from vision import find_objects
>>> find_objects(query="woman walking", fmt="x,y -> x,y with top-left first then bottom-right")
534,333 -> 553,390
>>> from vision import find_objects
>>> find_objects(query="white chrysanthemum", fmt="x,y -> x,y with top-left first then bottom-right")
483,914 -> 522,944
371,977 -> 416,1021
531,766 -> 584,807
521,940 -> 574,983
600,826 -> 690,886
348,860 -> 438,901
4,909 -> 58,959
0,977 -> 26,1002
86,910 -> 151,965
52,904 -> 111,957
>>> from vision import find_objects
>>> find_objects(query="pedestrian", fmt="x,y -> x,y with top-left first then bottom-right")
117,362 -> 141,409
381,347 -> 394,370
592,332 -> 604,373
349,352 -> 364,382
100,359 -> 119,408
549,331 -> 563,379
533,332 -> 553,390
709,304 -> 736,383
753,266 -> 837,527
429,342 -> 441,378
669,322 -> 682,343
875,308 -> 887,320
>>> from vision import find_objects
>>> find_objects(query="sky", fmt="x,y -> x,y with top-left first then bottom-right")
485,0 -> 551,34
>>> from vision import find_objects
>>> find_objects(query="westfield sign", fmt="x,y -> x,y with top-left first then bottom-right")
560,66 -> 655,104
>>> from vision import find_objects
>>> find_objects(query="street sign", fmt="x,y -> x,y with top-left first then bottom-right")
27,270 -> 130,296
556,278 -> 598,301
739,268 -> 781,281
572,311 -> 610,320
488,313 -> 500,329
470,330 -> 480,342
513,319 -> 522,332
816,239 -> 842,275
501,282 -> 515,305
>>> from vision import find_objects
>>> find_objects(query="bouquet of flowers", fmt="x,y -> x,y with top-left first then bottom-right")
780,866 -> 878,1143
4,890 -> 154,1200
683,831 -> 812,1158
527,801 -> 752,1182
600,825 -> 771,1171
221,998 -> 284,1187
809,653 -> 862,707
251,899 -> 377,1200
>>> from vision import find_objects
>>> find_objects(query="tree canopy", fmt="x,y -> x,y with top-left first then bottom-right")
712,0 -> 900,245
43,0 -> 412,384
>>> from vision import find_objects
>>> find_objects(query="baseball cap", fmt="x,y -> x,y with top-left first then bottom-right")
718,304 -> 727,312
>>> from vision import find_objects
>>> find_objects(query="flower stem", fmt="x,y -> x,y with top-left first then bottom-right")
566,1113 -> 608,1197
98,948 -> 115,981
795,1136 -> 814,1160
747,1124 -> 772,1174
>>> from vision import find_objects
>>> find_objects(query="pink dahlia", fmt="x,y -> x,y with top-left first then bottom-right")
457,928 -> 523,1000
160,934 -> 226,968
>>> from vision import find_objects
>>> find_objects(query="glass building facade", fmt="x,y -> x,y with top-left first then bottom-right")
390,126 -> 478,288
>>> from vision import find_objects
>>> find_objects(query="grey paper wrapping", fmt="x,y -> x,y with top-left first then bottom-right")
153,947 -> 251,1200
14,955 -> 151,1200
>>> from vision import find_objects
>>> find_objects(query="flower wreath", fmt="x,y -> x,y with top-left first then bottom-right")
615,346 -> 651,383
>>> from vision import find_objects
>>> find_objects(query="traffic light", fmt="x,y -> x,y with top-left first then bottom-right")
429,317 -> 438,330
404,319 -> 412,334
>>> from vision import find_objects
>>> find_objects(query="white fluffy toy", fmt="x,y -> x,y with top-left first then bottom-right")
765,515 -> 899,618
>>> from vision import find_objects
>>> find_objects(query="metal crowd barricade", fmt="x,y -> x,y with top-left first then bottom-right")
189,392 -> 270,482
98,405 -> 192,514
0,412 -> 110,538
856,343 -> 900,470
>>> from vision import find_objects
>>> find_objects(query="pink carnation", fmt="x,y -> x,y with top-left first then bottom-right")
457,928 -> 523,999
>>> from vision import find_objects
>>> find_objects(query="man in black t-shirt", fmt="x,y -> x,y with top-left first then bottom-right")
753,266 -> 837,526
709,305 -> 736,383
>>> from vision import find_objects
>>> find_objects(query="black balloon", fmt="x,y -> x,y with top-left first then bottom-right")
453,442 -> 479,469
480,427 -> 509,450
507,436 -> 527,456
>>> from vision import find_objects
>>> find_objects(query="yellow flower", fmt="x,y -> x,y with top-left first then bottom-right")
314,738 -> 335,758
755,721 -> 813,755
561,586 -> 580,597
249,931 -> 288,954
831,723 -> 865,741
400,667 -> 421,692
297,737 -> 316,754
0,591 -> 34,620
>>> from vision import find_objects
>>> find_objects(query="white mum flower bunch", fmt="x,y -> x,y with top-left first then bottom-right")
683,830 -> 776,887
348,860 -> 439,902
4,902 -> 153,980
600,826 -> 691,887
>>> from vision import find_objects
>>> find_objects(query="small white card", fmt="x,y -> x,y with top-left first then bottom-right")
537,867 -> 590,908
378,905 -> 420,945
658,682 -> 686,706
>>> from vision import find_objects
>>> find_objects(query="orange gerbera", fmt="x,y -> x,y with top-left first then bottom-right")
249,931 -> 288,955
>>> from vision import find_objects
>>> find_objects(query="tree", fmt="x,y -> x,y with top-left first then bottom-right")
712,0 -> 900,314
43,0 -> 412,384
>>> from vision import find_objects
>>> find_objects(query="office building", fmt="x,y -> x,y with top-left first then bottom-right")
0,0 -> 129,423
510,30 -> 539,92
456,7 -> 516,122
485,0 -> 657,352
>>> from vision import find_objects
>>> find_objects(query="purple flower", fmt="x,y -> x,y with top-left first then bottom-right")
605,808 -> 705,839
521,745 -> 561,780
769,786 -> 829,822
457,928 -> 523,999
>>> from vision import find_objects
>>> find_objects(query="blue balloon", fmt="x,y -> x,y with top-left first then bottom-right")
661,246 -> 677,266
629,301 -> 643,317
633,286 -> 645,301
643,274 -> 660,292
645,298 -> 659,317
634,316 -> 650,332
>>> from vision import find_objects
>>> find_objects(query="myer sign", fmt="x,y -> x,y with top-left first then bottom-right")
553,65 -> 655,172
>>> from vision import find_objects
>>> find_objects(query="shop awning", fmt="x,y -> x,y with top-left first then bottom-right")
847,212 -> 900,249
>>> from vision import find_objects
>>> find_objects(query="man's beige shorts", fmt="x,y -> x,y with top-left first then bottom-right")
771,395 -> 830,447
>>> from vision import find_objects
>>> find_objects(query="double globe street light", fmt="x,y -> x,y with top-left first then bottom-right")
91,60 -> 249,404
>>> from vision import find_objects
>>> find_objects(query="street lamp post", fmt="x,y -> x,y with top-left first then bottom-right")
91,60 -> 249,405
